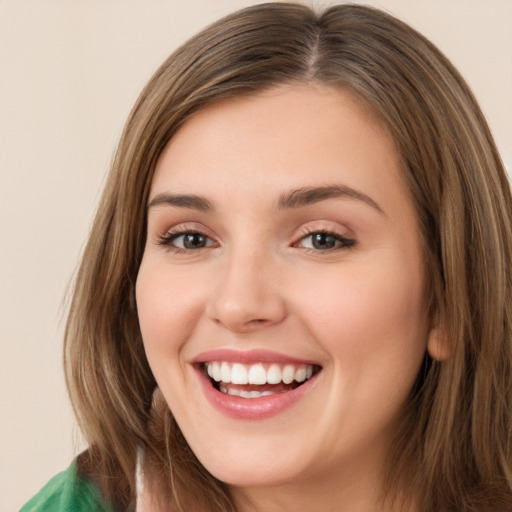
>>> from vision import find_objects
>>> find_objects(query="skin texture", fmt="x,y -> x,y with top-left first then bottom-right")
136,84 -> 437,511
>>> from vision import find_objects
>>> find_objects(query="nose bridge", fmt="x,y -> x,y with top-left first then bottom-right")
206,240 -> 286,332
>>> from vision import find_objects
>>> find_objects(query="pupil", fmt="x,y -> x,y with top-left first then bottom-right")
184,233 -> 206,249
312,233 -> 336,249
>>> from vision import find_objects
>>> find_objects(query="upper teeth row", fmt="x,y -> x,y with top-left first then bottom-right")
205,362 -> 314,385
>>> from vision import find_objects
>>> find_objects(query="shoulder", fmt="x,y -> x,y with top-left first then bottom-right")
20,459 -> 113,512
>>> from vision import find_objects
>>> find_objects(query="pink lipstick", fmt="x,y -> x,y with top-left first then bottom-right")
193,349 -> 321,420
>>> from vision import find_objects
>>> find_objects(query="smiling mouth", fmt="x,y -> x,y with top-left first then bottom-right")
203,361 -> 322,398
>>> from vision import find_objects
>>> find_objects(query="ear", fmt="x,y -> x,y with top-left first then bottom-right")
427,324 -> 451,361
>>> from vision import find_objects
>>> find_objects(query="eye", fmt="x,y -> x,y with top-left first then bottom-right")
296,231 -> 355,251
157,230 -> 217,251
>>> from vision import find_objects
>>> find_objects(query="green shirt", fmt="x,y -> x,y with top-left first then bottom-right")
20,459 -> 113,512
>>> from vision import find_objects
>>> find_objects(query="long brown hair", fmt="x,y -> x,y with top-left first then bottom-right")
64,3 -> 512,510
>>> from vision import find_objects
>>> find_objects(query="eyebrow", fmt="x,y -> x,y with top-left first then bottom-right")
147,184 -> 384,215
276,185 -> 385,214
147,193 -> 214,212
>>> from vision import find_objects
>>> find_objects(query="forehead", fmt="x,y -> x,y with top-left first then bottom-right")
150,83 -> 410,216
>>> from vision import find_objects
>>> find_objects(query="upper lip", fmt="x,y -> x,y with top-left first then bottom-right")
192,349 -> 321,367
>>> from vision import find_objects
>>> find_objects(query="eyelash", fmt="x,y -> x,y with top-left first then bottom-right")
156,228 -> 217,254
294,228 -> 356,252
156,228 -> 356,254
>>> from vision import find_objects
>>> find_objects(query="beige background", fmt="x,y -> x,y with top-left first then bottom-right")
1,1 -> 511,510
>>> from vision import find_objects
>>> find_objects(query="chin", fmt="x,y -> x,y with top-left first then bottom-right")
204,459 -> 303,489
186,434 -> 308,488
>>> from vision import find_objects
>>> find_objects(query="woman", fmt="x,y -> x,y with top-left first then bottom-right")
22,3 -> 512,511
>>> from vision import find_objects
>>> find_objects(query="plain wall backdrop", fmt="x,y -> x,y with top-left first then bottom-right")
1,1 -> 511,510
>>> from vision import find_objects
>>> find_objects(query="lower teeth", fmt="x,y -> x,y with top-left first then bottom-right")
219,385 -> 275,398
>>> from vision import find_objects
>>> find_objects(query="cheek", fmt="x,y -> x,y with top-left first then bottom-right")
293,256 -> 429,371
135,258 -> 205,363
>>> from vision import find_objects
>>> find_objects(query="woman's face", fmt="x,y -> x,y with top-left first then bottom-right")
136,84 -> 435,502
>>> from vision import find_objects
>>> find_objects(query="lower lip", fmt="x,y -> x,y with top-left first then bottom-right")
195,366 -> 319,420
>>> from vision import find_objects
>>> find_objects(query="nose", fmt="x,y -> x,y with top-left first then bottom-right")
205,247 -> 287,334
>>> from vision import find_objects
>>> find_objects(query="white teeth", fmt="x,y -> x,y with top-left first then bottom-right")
219,385 -> 275,398
211,362 -> 221,382
282,365 -> 295,384
205,361 -> 316,386
231,363 -> 248,384
248,364 -> 267,385
295,366 -> 307,383
221,362 -> 231,382
266,364 -> 282,384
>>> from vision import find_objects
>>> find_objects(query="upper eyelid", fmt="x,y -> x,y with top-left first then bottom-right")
155,229 -> 354,252
294,230 -> 355,247
157,221 -> 214,237
152,220 -> 214,243
152,220 -> 354,245
155,230 -> 218,253
293,222 -> 353,239
171,232 -> 216,245
158,226 -> 215,242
